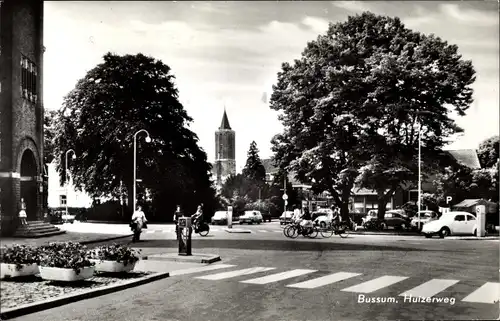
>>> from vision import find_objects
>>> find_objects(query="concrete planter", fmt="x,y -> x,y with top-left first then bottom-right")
39,266 -> 95,281
0,263 -> 39,279
90,259 -> 136,273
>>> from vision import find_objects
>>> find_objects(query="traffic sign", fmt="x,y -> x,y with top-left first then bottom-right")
282,194 -> 288,200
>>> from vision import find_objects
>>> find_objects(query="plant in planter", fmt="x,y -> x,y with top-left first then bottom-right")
88,244 -> 141,273
0,244 -> 41,279
38,242 -> 95,281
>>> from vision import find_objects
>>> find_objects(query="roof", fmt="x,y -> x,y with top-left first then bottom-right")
453,199 -> 493,208
219,109 -> 232,130
447,149 -> 481,169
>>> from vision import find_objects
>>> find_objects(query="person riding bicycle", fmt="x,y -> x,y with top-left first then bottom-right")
331,206 -> 341,226
292,206 -> 302,224
191,205 -> 203,227
299,207 -> 313,229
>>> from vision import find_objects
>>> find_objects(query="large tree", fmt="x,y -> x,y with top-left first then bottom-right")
477,135 -> 499,169
242,141 -> 266,183
270,12 -> 475,219
53,52 -> 215,218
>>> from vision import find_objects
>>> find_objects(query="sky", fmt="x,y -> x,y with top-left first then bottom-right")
43,1 -> 499,172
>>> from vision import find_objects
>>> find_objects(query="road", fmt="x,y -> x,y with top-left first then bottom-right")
16,221 -> 500,321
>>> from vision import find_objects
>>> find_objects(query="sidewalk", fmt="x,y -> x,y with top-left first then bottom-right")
0,231 -> 132,247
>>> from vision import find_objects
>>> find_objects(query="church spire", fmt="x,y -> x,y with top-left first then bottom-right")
219,107 -> 231,130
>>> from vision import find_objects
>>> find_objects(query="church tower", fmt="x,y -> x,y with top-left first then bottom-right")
214,108 -> 236,188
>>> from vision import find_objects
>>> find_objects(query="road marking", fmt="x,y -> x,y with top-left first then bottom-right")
341,275 -> 408,293
273,230 -> 282,233
287,272 -> 362,289
169,264 -> 236,277
399,279 -> 459,298
462,282 -> 500,304
196,267 -> 276,280
258,230 -> 268,233
240,269 -> 317,285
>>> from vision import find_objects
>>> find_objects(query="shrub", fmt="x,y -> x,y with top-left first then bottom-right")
88,244 -> 141,266
0,245 -> 41,270
39,242 -> 94,274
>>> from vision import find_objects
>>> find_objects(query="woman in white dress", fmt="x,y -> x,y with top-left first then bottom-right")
19,198 -> 27,225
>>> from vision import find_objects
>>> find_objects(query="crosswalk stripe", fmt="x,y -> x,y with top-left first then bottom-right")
273,230 -> 282,233
258,230 -> 268,233
462,282 -> 500,304
169,264 -> 236,277
196,267 -> 276,280
287,272 -> 361,289
399,279 -> 459,298
240,269 -> 317,285
341,275 -> 408,293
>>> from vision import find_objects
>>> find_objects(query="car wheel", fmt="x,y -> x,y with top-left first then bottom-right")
473,229 -> 477,236
400,223 -> 406,230
320,222 -> 326,228
439,227 -> 450,238
379,222 -> 387,230
424,234 -> 432,238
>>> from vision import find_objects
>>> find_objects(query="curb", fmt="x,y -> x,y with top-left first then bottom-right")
80,234 -> 134,245
0,271 -> 170,320
144,254 -> 221,264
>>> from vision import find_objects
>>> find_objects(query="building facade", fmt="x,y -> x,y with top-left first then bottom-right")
0,0 -> 45,235
46,162 -> 94,209
213,109 -> 236,188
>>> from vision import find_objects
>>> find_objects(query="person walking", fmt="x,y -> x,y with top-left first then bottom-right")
131,205 -> 147,242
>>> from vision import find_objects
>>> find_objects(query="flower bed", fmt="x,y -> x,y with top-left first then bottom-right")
0,271 -> 152,309
0,241 -> 149,310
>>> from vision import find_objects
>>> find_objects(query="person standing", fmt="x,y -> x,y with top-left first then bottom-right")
19,198 -> 27,226
131,205 -> 147,242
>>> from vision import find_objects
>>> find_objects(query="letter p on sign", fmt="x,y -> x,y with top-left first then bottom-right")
446,196 -> 452,204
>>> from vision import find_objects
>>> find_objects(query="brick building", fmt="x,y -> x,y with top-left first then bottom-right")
213,108 -> 236,189
0,0 -> 45,235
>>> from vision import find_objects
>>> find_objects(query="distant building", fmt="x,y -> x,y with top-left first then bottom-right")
46,162 -> 94,209
212,108 -> 236,190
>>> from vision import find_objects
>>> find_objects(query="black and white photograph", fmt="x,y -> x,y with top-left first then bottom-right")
0,1 -> 498,320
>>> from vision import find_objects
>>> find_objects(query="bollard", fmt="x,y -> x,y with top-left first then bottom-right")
476,205 -> 486,237
227,206 -> 233,228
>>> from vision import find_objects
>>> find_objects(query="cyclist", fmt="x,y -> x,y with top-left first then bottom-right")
331,206 -> 341,226
292,206 -> 302,224
191,205 -> 203,228
299,207 -> 313,230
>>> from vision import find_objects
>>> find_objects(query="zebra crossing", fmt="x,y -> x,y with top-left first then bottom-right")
166,264 -> 499,305
144,228 -> 284,234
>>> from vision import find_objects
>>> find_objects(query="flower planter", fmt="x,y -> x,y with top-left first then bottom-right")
0,263 -> 39,279
90,259 -> 136,273
39,266 -> 95,282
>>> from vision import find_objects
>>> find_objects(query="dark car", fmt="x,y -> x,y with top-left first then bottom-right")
262,212 -> 272,222
383,211 -> 411,230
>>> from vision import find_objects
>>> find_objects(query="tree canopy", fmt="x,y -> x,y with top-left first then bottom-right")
242,141 -> 266,184
477,135 -> 499,169
269,12 -> 475,218
43,109 -> 58,165
53,52 -> 216,218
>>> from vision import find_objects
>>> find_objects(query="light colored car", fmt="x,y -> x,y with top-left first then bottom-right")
314,215 -> 332,228
61,212 -> 75,224
422,211 -> 479,238
279,211 -> 294,225
239,211 -> 263,224
211,211 -> 228,225
411,210 -> 439,231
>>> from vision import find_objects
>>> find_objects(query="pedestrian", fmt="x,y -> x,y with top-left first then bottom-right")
174,205 -> 182,238
19,198 -> 27,225
131,205 -> 147,242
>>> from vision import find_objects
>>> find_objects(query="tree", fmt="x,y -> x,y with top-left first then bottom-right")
242,141 -> 266,184
53,52 -> 215,219
270,12 -> 475,220
477,136 -> 499,169
43,109 -> 59,164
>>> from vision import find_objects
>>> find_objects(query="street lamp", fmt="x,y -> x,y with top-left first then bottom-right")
132,129 -> 151,213
65,149 -> 76,216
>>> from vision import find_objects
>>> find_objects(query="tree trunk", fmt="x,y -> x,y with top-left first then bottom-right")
376,186 -> 397,220
340,189 -> 351,222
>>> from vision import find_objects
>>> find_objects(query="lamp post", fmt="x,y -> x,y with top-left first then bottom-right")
65,149 -> 76,216
133,129 -> 151,213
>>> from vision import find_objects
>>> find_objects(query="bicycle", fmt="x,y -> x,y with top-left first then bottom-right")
319,220 -> 350,238
284,221 -> 318,238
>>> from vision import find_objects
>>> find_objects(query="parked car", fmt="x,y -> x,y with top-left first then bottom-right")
422,211 -> 479,238
262,212 -> 272,222
314,214 -> 356,230
362,210 -> 410,230
410,210 -> 439,231
61,211 -> 75,224
211,211 -> 228,225
239,211 -> 263,224
279,211 -> 294,225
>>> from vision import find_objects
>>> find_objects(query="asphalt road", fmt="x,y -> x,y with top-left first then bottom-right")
12,223 -> 500,321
